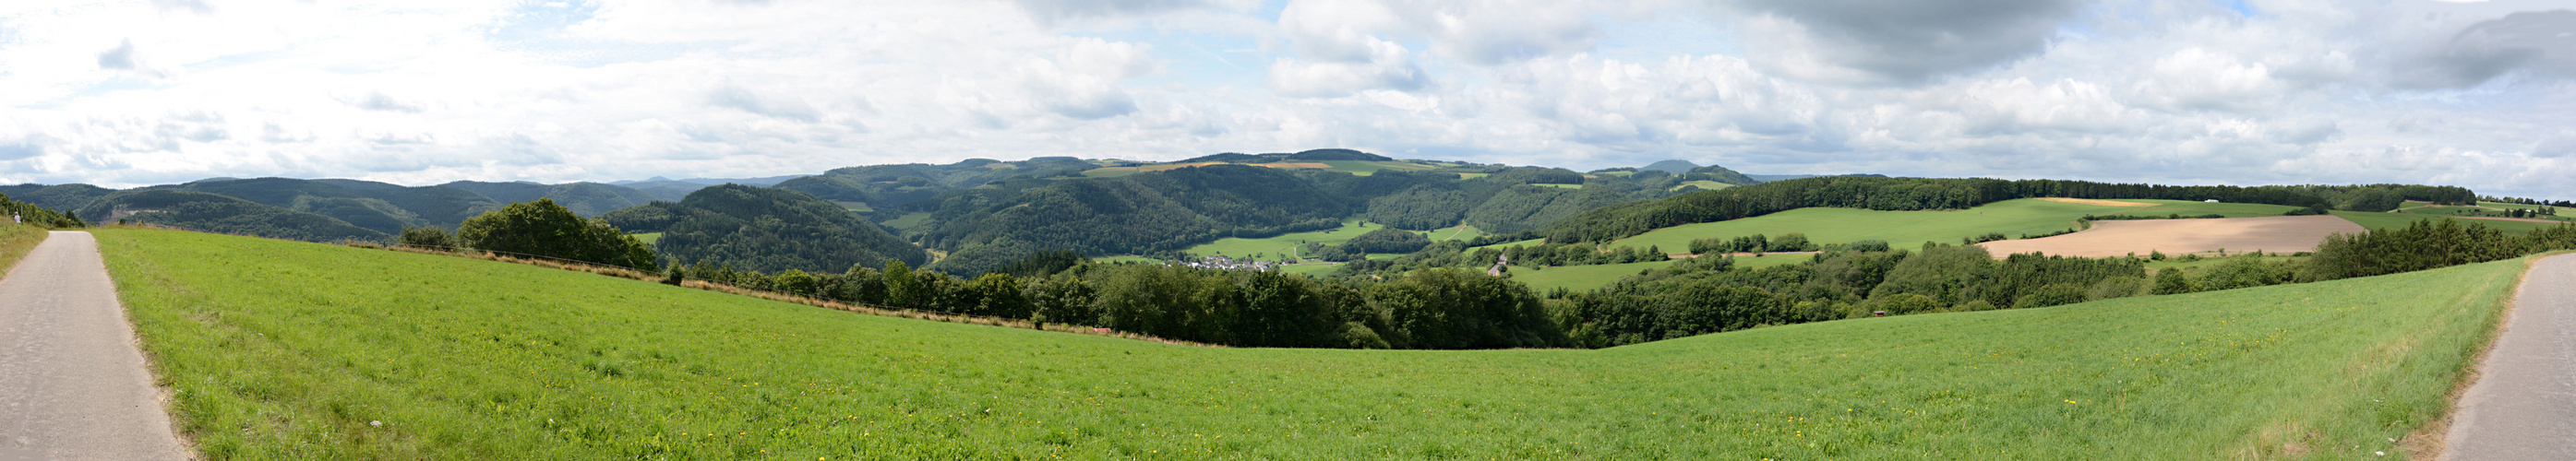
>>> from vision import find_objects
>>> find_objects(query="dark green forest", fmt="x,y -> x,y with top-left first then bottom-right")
607,184 -> 928,275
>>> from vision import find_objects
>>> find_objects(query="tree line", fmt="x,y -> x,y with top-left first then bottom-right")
1540,177 -> 2478,244
669,258 -> 1565,349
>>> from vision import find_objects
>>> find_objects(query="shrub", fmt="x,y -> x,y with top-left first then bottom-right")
2151,268 -> 2196,295
400,226 -> 457,250
456,198 -> 657,271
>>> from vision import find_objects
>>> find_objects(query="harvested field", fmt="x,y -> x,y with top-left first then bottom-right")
1976,215 -> 2363,257
2035,197 -> 2158,207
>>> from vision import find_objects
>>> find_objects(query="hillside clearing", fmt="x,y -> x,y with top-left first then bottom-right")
1976,216 -> 2364,258
96,228 -> 2522,459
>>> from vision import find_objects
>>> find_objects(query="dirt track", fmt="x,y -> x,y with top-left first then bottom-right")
1975,215 -> 2364,257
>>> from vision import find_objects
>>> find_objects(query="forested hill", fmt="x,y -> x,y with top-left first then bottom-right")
773,157 -> 1103,210
439,181 -> 661,217
77,189 -> 386,242
1540,176 -> 2477,243
604,184 -> 928,275
6,177 -> 674,242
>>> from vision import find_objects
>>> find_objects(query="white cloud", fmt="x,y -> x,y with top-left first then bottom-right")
0,0 -> 2570,199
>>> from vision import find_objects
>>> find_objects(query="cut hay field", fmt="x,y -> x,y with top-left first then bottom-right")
1606,198 -> 2138,254
1977,216 -> 2364,258
98,228 -> 2522,459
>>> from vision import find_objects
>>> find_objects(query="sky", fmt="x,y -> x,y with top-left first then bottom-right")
1,0 -> 2571,197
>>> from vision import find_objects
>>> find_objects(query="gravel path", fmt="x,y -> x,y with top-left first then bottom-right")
0,231 -> 187,460
2444,254 -> 2576,460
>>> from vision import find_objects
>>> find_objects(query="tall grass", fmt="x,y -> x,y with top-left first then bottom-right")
97,228 -> 2527,459
0,224 -> 45,275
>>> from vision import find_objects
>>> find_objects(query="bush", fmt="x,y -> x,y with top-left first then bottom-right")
400,226 -> 457,250
456,198 -> 658,271
2151,268 -> 2196,295
1343,227 -> 1432,254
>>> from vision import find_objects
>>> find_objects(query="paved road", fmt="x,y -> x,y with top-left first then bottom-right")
2446,254 -> 2576,460
0,231 -> 186,460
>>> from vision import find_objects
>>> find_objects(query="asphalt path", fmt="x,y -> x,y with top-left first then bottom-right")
0,231 -> 186,460
2445,254 -> 2576,460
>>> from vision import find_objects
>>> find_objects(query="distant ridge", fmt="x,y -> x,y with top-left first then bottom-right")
1641,160 -> 1698,174
1177,148 -> 1396,163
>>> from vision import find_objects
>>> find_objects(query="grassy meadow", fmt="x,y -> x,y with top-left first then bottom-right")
629,232 -> 661,245
2331,211 -> 2569,234
1606,198 -> 2135,254
1184,219 -> 1384,261
99,228 -> 2525,459
2097,199 -> 2301,218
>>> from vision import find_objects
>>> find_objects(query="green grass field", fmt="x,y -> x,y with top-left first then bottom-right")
1185,219 -> 1384,261
2098,199 -> 2301,218
2331,211 -> 2570,234
95,228 -> 2528,459
1607,198 -> 2134,254
629,232 -> 661,245
1424,225 -> 1484,242
1671,180 -> 1735,191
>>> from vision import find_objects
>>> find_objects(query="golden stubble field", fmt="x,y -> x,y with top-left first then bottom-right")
1978,215 -> 2365,257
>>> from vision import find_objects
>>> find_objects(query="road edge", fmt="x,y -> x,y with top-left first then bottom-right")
82,230 -> 204,461
2412,251 -> 2572,459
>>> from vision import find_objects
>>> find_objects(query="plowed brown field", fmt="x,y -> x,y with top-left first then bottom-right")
1975,215 -> 2363,257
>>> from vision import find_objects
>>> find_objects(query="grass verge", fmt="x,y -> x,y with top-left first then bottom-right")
0,224 -> 45,276
100,228 -> 2525,459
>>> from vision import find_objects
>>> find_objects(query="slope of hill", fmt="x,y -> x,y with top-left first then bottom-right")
439,181 -> 661,217
96,228 -> 2524,459
1640,160 -> 1697,174
606,184 -> 926,274
78,190 -> 385,242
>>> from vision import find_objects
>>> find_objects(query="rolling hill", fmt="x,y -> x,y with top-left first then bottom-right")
95,227 -> 2526,458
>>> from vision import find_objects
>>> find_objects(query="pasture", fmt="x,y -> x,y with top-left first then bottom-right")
1184,219 -> 1384,261
629,232 -> 661,245
2332,211 -> 2570,234
1605,198 -> 2135,254
95,228 -> 2523,459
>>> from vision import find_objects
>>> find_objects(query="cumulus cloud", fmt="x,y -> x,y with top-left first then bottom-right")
1,0 -> 2572,199
97,40 -> 138,70
1731,0 -> 2079,85
1010,0 -> 1224,24
2393,9 -> 2576,89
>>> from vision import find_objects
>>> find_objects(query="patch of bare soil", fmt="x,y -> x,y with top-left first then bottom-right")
1975,215 -> 2364,257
